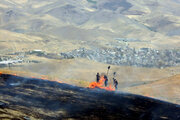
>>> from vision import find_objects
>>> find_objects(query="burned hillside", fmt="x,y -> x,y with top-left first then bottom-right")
0,73 -> 180,120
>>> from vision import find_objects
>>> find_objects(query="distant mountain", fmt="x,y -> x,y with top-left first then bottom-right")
0,0 -> 180,54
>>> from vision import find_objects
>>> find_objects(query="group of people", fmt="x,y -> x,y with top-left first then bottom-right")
96,70 -> 118,90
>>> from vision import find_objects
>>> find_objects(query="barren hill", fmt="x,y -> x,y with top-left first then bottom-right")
125,74 -> 180,104
0,0 -> 180,53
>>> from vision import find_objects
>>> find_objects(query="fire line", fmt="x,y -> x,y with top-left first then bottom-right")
89,75 -> 115,91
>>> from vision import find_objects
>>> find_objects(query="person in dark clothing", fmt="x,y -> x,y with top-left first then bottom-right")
114,80 -> 118,90
113,78 -> 116,85
96,73 -> 100,82
104,75 -> 108,87
113,72 -> 118,90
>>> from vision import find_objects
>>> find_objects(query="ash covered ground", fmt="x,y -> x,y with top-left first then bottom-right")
0,74 -> 180,120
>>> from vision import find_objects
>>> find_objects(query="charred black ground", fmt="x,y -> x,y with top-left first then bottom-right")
0,74 -> 180,120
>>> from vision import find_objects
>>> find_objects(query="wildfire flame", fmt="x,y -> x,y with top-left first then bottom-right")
0,71 -> 114,91
89,76 -> 115,91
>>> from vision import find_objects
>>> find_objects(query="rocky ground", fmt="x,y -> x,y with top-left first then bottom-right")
0,73 -> 180,120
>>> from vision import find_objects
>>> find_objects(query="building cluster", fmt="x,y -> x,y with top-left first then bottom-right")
60,46 -> 180,68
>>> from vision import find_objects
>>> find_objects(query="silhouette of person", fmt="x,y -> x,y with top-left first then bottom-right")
113,78 -> 116,85
96,73 -> 100,82
104,75 -> 108,87
114,80 -> 118,90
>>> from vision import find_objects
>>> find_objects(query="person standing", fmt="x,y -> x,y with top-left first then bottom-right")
114,79 -> 118,90
96,72 -> 100,82
104,75 -> 108,87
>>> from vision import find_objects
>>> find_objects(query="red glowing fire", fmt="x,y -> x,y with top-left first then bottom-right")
89,76 -> 115,91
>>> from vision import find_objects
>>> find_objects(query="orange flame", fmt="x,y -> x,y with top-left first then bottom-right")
89,76 -> 115,91
0,71 -> 114,91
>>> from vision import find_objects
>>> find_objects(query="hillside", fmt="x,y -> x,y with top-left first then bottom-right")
0,0 -> 180,108
124,74 -> 180,104
0,0 -> 180,54
1,57 -> 180,104
0,74 -> 180,120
